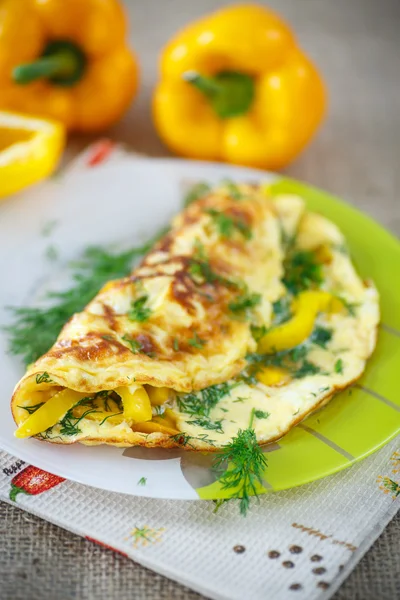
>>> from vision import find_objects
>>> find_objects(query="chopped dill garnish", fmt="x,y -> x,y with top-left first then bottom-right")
128,295 -> 151,322
59,397 -> 99,437
188,241 -> 237,289
99,411 -> 123,426
177,382 -> 235,417
283,250 -> 323,295
41,219 -> 58,237
243,346 -> 321,383
169,431 -> 216,448
5,230 -> 164,366
229,292 -> 261,317
183,182 -> 211,207
213,428 -> 267,516
222,179 -> 244,200
188,417 -> 224,433
17,402 -> 45,414
36,372 -> 53,384
253,409 -> 270,420
250,324 -> 267,342
101,334 -> 115,342
137,477 -> 147,486
121,335 -> 154,357
121,335 -> 142,354
334,358 -> 344,374
45,245 -> 58,261
172,337 -> 179,352
272,297 -> 292,325
293,361 -> 321,379
311,326 -> 333,348
188,332 -> 206,349
206,209 -> 252,240
337,296 -> 359,316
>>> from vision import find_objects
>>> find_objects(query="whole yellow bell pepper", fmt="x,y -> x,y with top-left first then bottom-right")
0,0 -> 138,132
153,4 -> 326,170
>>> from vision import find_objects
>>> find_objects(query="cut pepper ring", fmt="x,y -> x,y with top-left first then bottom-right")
0,110 -> 65,199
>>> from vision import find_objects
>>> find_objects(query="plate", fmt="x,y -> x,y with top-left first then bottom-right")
0,158 -> 399,500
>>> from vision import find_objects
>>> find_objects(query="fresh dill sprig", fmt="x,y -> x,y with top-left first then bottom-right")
213,428 -> 268,516
292,360 -> 321,379
253,409 -> 270,420
168,431 -> 216,448
177,382 -> 234,417
188,331 -> 207,349
128,295 -> 151,322
337,296 -> 359,317
272,297 -> 292,325
334,358 -> 344,374
188,241 -> 237,289
122,334 -> 154,357
188,417 -> 224,433
35,372 -> 54,384
206,209 -> 252,240
310,326 -> 333,348
4,230 -> 165,366
137,476 -> 147,486
221,179 -> 244,201
183,182 -> 211,207
250,324 -> 267,342
242,345 -> 321,384
283,250 -> 323,295
98,411 -> 123,426
229,292 -> 261,318
17,402 -> 45,414
58,397 -> 99,437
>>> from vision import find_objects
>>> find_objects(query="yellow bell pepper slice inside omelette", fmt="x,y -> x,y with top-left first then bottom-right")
15,389 -> 87,439
116,386 -> 152,423
258,290 -> 341,354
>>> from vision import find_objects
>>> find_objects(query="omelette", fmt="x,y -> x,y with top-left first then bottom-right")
11,182 -> 379,451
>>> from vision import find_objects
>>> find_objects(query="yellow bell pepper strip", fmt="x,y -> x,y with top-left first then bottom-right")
258,290 -> 339,354
0,0 -> 138,132
256,366 -> 290,387
153,4 -> 326,170
132,421 -> 179,436
0,110 -> 64,199
145,386 -> 170,406
15,389 -> 87,439
116,386 -> 152,424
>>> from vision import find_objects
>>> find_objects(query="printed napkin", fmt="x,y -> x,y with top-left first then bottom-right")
1,141 -> 399,600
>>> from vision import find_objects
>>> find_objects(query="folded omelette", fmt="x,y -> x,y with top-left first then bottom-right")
11,183 -> 379,450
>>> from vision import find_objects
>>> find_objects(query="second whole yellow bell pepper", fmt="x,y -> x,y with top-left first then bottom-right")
0,0 -> 138,132
153,4 -> 326,170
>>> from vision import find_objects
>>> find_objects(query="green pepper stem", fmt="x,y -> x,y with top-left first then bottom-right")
13,53 -> 78,85
183,71 -> 222,97
12,40 -> 86,87
183,69 -> 255,120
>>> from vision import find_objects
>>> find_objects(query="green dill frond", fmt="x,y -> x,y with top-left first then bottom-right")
213,428 -> 267,516
128,295 -> 151,322
206,209 -> 252,240
177,382 -> 234,417
4,233 -> 162,366
183,182 -> 211,207
283,250 -> 323,295
311,326 -> 333,348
